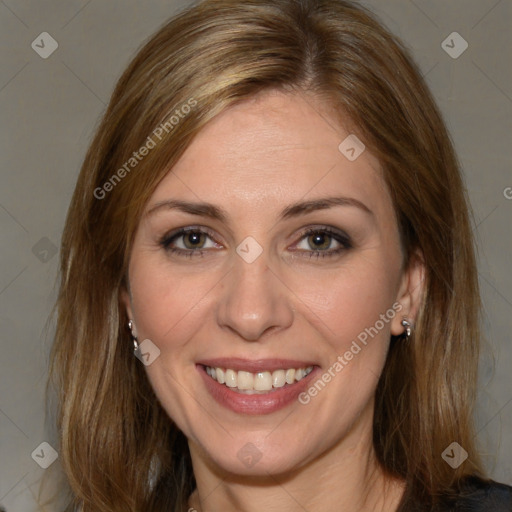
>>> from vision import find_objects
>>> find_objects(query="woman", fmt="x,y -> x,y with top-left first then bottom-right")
49,0 -> 512,511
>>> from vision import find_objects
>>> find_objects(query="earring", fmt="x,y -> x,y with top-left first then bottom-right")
128,320 -> 139,352
401,319 -> 412,340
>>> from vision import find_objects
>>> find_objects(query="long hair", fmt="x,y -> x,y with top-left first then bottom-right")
49,1 -> 484,510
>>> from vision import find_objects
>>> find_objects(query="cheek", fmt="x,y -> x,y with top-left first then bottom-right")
292,256 -> 401,354
289,259 -> 401,434
128,254 -> 220,348
127,256 -> 222,431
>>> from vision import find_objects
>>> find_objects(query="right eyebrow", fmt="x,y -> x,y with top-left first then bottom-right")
145,199 -> 229,223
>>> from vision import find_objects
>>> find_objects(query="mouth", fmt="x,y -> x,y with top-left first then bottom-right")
204,365 -> 314,394
196,358 -> 319,414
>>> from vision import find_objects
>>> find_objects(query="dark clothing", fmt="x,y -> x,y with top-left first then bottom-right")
449,477 -> 512,511
398,476 -> 512,511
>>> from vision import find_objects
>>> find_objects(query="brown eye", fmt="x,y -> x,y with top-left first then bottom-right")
307,232 -> 332,251
291,227 -> 352,259
182,231 -> 207,249
159,226 -> 221,257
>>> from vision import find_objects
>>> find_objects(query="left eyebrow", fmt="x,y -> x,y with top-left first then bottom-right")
280,196 -> 373,220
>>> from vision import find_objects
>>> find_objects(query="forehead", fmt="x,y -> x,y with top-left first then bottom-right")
148,90 -> 392,219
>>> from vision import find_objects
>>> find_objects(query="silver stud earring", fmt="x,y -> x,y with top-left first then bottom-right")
128,320 -> 139,352
401,319 -> 412,340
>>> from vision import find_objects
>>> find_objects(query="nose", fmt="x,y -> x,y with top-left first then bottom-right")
216,251 -> 294,341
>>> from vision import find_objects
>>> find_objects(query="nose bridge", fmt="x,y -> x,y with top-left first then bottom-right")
216,248 -> 293,341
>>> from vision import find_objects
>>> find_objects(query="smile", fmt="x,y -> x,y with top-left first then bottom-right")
205,365 -> 314,394
197,359 -> 319,414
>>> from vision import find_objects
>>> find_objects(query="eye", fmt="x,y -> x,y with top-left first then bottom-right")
159,227 -> 221,257
175,230 -> 209,250
291,227 -> 352,258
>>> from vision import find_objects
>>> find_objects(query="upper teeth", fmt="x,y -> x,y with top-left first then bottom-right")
205,366 -> 313,393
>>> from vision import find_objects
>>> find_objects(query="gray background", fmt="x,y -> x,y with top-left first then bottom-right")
0,0 -> 511,510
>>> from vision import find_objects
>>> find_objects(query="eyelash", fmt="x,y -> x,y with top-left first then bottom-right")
159,226 -> 353,259
159,226 -> 219,259
293,227 -> 352,258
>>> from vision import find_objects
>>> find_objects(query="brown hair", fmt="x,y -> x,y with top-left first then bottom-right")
49,0 -> 485,510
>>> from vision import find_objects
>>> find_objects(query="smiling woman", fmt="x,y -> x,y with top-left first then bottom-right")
49,1 -> 511,512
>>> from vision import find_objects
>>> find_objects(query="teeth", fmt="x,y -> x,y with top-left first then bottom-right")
237,371 -> 253,390
225,369 -> 237,388
254,371 -> 272,391
216,368 -> 225,384
205,365 -> 313,392
272,369 -> 286,388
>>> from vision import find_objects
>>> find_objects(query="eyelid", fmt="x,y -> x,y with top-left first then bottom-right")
159,224 -> 353,258
159,225 -> 222,249
290,225 -> 353,249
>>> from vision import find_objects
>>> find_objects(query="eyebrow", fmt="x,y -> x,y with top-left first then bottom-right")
146,199 -> 229,222
145,196 -> 373,222
281,196 -> 372,219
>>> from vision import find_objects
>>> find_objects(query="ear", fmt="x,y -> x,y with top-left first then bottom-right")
390,249 -> 425,336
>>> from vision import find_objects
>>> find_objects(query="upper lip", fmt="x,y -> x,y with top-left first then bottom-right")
197,358 -> 317,373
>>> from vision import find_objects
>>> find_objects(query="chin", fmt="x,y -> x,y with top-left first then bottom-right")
191,429 -> 323,479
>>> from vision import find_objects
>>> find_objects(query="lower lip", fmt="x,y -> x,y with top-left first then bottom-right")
197,365 -> 319,415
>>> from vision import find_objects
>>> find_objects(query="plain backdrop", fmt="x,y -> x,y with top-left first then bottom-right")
0,0 -> 511,510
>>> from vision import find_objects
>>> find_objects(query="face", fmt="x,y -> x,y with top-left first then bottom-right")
123,90 -> 420,477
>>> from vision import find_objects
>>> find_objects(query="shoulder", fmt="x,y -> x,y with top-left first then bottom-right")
449,475 -> 512,511
398,475 -> 512,512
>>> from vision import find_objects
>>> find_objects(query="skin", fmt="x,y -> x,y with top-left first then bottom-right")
122,90 -> 424,511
